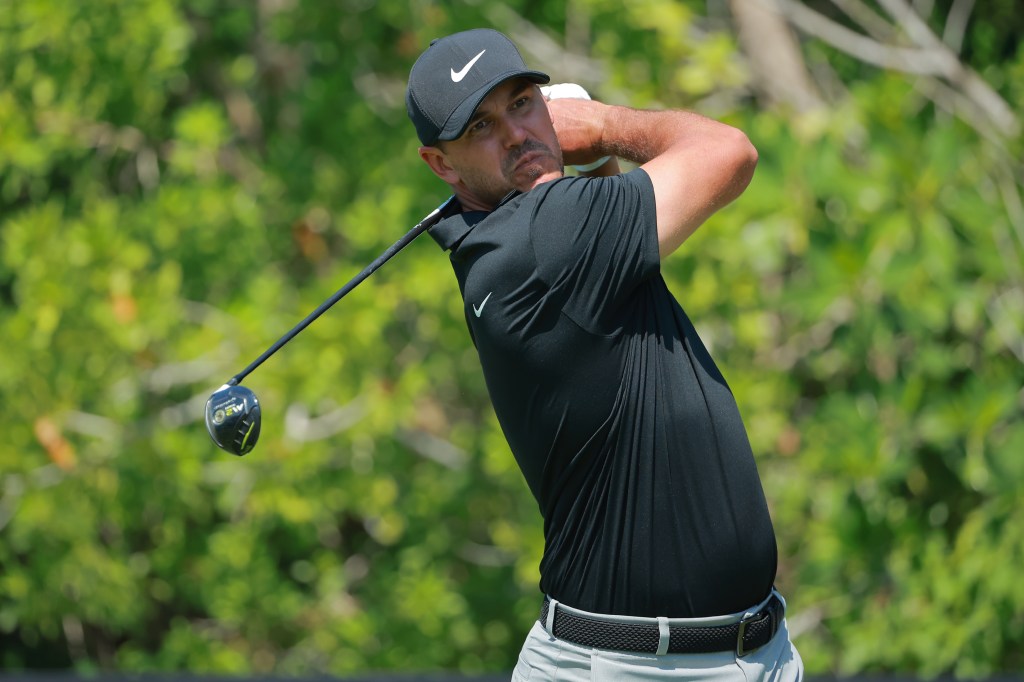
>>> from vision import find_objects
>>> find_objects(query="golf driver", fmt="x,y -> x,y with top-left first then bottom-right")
205,195 -> 458,456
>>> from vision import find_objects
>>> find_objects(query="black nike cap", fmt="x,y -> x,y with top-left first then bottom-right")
406,28 -> 550,146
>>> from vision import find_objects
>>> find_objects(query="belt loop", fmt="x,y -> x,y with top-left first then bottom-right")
545,598 -> 559,636
656,617 -> 670,656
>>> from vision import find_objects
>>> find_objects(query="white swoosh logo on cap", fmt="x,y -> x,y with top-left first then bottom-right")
451,49 -> 486,83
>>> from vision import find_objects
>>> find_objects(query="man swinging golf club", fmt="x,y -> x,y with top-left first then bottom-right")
407,28 -> 803,680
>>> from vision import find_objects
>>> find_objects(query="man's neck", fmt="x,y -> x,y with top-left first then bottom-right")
454,173 -> 563,212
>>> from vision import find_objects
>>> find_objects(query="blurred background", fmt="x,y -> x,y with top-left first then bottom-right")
1,0 -> 1022,678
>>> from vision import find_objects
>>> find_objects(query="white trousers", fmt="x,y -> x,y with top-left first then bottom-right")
511,593 -> 803,682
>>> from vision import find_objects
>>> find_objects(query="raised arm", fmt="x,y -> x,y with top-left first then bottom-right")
547,97 -> 758,258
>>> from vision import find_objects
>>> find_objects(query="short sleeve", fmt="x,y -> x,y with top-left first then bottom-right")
529,169 -> 660,334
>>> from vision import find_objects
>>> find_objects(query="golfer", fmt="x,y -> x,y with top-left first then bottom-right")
406,28 -> 803,681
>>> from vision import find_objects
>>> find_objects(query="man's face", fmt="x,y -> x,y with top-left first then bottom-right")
435,78 -> 563,208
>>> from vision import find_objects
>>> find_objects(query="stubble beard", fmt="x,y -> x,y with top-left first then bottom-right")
459,139 -> 563,208
502,138 -> 563,188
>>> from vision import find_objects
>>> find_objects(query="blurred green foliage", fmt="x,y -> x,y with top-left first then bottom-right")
1,0 -> 1022,677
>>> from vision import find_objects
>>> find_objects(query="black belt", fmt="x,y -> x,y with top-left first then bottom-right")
539,593 -> 783,657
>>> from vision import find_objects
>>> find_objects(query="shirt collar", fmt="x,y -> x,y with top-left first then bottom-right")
428,190 -> 522,252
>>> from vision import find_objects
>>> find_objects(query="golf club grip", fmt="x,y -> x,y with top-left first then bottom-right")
229,195 -> 457,386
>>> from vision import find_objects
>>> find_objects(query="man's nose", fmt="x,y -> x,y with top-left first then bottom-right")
500,119 -> 529,148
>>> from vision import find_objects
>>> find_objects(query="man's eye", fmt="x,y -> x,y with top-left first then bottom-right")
470,119 -> 490,134
512,97 -> 529,109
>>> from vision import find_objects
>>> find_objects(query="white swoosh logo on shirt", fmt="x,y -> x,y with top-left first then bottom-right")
451,50 -> 486,83
473,292 -> 493,317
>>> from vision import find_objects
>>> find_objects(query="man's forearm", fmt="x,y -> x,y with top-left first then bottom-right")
547,95 -> 757,258
595,106 -> 737,167
591,102 -> 758,257
548,98 -> 748,170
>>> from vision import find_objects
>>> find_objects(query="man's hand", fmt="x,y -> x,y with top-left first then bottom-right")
541,84 -> 618,176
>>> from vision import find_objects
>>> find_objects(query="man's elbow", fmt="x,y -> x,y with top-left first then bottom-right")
726,128 -> 758,198
713,124 -> 757,192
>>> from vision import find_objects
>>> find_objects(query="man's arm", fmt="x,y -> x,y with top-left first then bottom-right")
577,156 -> 621,178
546,98 -> 758,258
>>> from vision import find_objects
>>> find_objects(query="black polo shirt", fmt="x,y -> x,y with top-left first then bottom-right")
429,169 -> 777,617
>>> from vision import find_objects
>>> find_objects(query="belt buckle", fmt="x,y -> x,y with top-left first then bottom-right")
736,596 -> 780,658
735,610 -> 759,658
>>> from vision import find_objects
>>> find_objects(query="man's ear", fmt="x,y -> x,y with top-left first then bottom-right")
419,146 -> 460,185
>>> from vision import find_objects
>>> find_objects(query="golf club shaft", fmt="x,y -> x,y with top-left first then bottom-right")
228,195 -> 457,386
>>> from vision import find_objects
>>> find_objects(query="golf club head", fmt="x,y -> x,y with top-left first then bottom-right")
205,384 -> 261,456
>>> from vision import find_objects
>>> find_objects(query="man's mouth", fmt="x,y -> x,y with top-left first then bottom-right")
504,140 -> 554,177
513,151 -> 543,170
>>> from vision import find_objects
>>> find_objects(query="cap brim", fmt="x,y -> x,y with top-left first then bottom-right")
436,70 -> 550,142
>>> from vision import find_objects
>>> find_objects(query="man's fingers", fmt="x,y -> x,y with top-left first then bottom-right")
544,91 -> 612,172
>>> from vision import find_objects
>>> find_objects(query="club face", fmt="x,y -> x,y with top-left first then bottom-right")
205,384 -> 261,456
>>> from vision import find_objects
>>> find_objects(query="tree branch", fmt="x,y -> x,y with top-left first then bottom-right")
767,0 -> 1019,139
730,0 -> 826,112
284,397 -> 367,442
395,428 -> 468,470
941,0 -> 975,53
875,0 -> 1018,136
771,0 -> 949,73
829,0 -> 899,41
482,4 -> 607,92
876,0 -> 940,47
